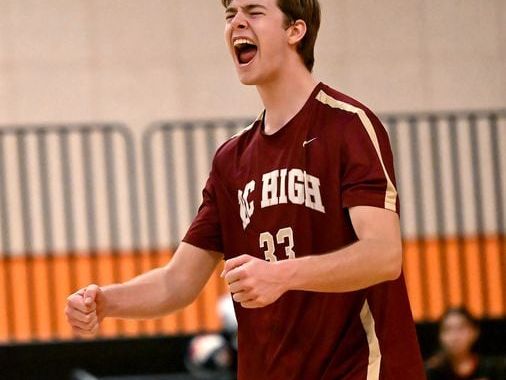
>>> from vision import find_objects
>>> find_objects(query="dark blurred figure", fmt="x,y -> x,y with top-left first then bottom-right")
184,295 -> 237,380
426,307 -> 506,380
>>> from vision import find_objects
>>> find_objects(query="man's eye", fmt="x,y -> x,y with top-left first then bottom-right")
250,12 -> 263,16
225,14 -> 235,21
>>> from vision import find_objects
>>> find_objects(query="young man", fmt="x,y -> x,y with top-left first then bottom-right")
66,0 -> 426,378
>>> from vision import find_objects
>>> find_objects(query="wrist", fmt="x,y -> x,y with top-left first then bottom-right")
276,258 -> 298,293
100,284 -> 118,318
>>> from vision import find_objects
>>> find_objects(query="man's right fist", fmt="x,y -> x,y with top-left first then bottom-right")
65,284 -> 104,337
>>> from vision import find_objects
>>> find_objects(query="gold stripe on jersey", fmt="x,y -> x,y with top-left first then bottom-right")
228,111 -> 263,140
315,90 -> 397,212
228,120 -> 256,140
360,300 -> 382,380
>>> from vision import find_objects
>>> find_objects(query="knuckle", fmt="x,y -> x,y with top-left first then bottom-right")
68,292 -> 80,300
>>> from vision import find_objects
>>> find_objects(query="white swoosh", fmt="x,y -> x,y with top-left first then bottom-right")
302,137 -> 317,147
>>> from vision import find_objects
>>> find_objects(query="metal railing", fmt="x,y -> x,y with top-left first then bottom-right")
0,123 -> 143,340
0,110 -> 504,342
384,111 -> 506,318
147,111 -> 506,320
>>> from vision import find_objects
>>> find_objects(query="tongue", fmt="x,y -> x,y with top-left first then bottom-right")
239,46 -> 257,64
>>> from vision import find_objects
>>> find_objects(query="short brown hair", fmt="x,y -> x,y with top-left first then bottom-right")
221,0 -> 321,71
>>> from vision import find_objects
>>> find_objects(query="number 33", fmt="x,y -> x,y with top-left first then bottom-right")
259,227 -> 295,262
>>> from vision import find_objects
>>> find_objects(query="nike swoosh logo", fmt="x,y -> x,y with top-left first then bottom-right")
302,137 -> 317,147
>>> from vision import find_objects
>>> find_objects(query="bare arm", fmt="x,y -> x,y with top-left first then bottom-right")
65,242 -> 222,334
222,206 -> 402,308
280,206 -> 402,293
102,242 -> 222,318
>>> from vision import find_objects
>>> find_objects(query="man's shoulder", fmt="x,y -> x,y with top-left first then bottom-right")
213,118 -> 259,164
315,83 -> 379,122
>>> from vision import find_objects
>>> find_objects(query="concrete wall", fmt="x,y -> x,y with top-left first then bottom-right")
0,0 -> 504,130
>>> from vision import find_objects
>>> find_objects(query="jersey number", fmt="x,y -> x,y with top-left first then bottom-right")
259,227 -> 295,262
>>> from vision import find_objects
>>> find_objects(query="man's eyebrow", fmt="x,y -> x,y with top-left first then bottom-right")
244,4 -> 267,11
225,5 -> 236,13
225,4 -> 267,13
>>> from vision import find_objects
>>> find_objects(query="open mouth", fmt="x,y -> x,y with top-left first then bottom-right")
233,38 -> 258,65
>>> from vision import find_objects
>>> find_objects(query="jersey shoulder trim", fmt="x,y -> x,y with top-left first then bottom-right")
212,112 -> 261,168
228,111 -> 262,141
315,89 -> 397,212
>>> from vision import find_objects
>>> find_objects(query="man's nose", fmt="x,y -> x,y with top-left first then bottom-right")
230,12 -> 248,29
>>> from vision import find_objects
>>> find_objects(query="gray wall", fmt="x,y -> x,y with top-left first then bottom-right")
0,0 -> 505,130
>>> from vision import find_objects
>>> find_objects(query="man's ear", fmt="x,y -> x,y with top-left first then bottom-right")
287,19 -> 307,46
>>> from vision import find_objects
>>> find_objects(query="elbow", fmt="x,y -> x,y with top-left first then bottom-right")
177,290 -> 198,309
384,243 -> 403,281
387,260 -> 402,281
167,288 -> 194,310
159,291 -> 195,316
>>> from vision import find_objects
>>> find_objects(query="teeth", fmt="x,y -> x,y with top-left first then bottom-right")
233,38 -> 255,47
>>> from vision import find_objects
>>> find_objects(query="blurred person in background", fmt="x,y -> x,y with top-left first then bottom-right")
184,295 -> 237,379
426,307 -> 506,380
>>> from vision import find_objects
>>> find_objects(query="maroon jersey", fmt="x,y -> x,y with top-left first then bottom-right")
183,82 -> 425,379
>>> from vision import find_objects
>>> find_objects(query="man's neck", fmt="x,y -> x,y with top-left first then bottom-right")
256,65 -> 318,135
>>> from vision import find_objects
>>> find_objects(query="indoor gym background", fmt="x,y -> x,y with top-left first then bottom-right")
0,0 -> 505,379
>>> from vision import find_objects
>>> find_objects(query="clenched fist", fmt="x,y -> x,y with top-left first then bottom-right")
65,284 -> 105,337
221,254 -> 288,308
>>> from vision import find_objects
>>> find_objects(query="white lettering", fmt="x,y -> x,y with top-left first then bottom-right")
304,173 -> 325,213
288,169 -> 305,205
278,169 -> 288,204
261,170 -> 279,208
239,169 -> 325,228
238,180 -> 255,229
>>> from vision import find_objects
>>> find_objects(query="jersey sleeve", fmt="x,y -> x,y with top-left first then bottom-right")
182,169 -> 224,253
340,112 -> 399,214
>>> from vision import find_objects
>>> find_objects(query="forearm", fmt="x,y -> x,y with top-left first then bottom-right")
101,266 -> 191,319
99,243 -> 221,319
279,238 -> 402,293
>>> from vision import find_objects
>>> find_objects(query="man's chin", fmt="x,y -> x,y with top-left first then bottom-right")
236,73 -> 258,86
234,66 -> 262,85
238,79 -> 257,86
